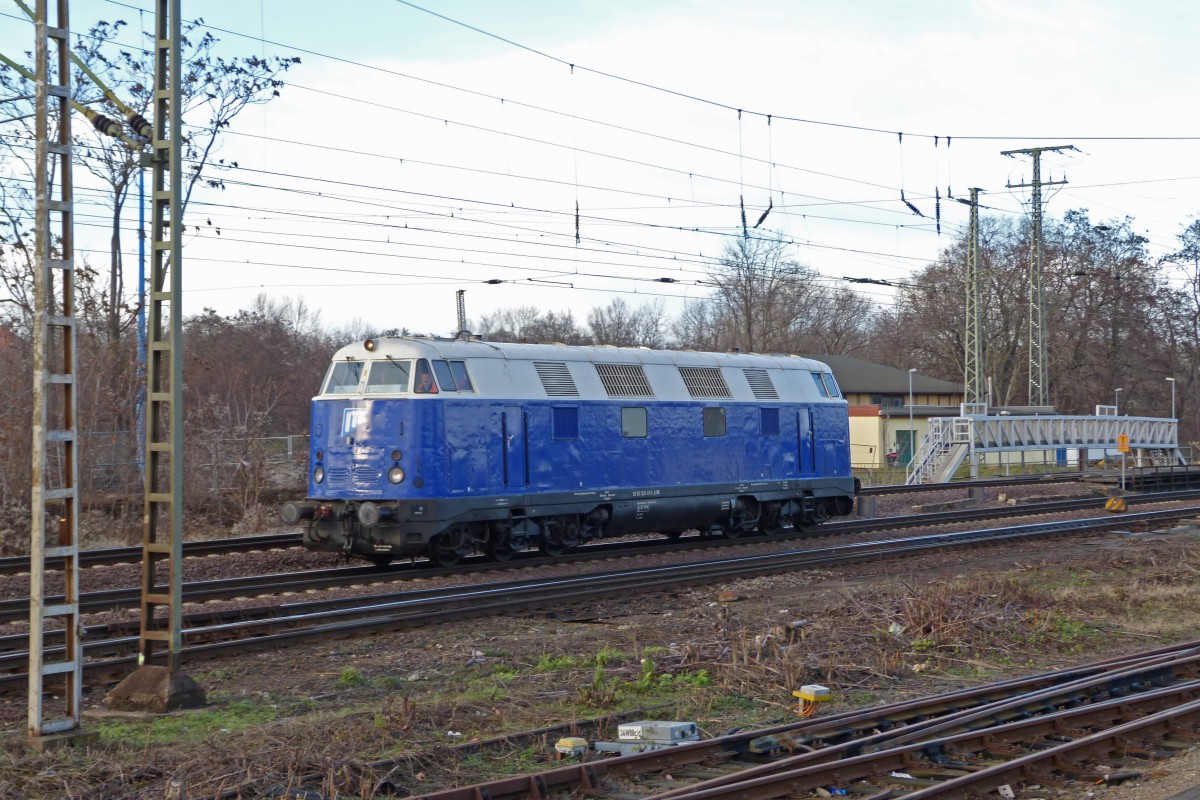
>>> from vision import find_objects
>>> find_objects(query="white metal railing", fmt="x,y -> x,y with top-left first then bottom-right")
907,415 -> 1182,484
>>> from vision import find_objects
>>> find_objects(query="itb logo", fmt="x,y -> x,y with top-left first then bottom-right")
342,407 -> 368,435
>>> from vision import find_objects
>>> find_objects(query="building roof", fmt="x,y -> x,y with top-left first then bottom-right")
805,354 -> 963,395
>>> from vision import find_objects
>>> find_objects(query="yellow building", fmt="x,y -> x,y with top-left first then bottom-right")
807,355 -> 965,469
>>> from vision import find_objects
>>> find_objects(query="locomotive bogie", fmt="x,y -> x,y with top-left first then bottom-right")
288,338 -> 858,565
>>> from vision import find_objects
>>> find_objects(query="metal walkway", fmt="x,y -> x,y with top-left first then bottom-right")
907,412 -> 1184,484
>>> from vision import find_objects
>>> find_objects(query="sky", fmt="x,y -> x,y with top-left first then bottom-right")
2,0 -> 1198,338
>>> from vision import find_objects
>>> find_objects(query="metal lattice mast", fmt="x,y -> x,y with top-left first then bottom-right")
140,0 -> 183,670
963,188 -> 984,405
29,0 -> 82,736
1002,145 -> 1073,408
456,289 -> 467,335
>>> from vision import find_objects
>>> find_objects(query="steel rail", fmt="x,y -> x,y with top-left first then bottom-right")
856,473 -> 1083,496
6,506 -> 1200,694
7,491 -> 1200,625
0,532 -> 301,576
401,649 -> 1200,800
649,685 -> 1200,800
0,473 -> 1117,578
648,649 -> 1200,798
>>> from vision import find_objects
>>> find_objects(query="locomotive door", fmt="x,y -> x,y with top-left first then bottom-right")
501,406 -> 528,488
797,409 -> 815,475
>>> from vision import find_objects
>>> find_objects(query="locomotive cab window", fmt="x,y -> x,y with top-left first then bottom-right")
761,407 -> 780,436
414,359 -> 438,393
324,360 -> 364,394
365,358 -> 411,393
703,407 -> 726,437
811,372 -> 830,397
621,407 -> 648,438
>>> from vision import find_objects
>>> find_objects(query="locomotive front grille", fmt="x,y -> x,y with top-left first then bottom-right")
353,467 -> 382,483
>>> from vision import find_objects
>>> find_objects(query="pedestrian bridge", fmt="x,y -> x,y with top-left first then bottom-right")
906,410 -> 1183,484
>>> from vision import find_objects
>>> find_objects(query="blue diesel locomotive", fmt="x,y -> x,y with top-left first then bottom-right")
282,337 -> 858,566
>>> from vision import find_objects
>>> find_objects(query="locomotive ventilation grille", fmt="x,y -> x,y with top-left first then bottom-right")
678,366 -> 732,398
534,361 -> 580,397
743,368 -> 779,399
595,363 -> 655,397
325,466 -> 382,487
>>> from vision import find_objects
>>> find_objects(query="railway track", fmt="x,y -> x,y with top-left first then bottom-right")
9,490 -> 1200,625
6,505 -> 1200,695
410,641 -> 1200,800
0,475 -> 1091,578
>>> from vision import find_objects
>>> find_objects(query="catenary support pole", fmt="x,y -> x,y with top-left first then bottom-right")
29,0 -> 83,737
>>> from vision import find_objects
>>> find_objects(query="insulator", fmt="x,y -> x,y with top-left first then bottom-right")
91,113 -> 120,138
127,113 -> 151,139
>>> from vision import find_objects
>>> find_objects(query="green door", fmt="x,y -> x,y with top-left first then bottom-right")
897,429 -> 915,467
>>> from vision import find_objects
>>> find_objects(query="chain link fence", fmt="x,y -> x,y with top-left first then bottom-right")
77,432 -> 309,497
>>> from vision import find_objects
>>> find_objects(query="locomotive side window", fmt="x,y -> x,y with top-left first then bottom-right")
822,372 -> 843,397
324,361 -> 364,394
811,372 -> 831,397
621,407 -> 648,438
703,407 -> 726,437
448,360 -> 474,392
429,359 -> 474,392
761,407 -> 780,435
553,406 -> 579,439
414,359 -> 438,393
432,360 -> 456,392
365,359 -> 411,393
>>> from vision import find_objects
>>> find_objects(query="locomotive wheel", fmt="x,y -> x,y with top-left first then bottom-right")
487,536 -> 516,562
369,555 -> 394,567
721,522 -> 743,539
539,518 -> 581,557
428,527 -> 469,568
662,531 -> 684,540
429,544 -> 462,568
807,501 -> 831,526
757,504 -> 783,535
560,519 -> 582,548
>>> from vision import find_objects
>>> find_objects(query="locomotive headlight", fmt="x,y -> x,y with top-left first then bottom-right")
391,449 -> 402,461
313,465 -> 325,484
388,466 -> 405,484
315,449 -> 324,461
364,338 -> 376,351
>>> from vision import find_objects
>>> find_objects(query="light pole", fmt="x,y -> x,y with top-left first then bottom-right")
1167,377 -> 1176,420
908,368 -> 916,467
1115,388 -> 1122,415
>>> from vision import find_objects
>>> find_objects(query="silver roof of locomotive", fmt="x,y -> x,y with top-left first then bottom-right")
333,337 -> 830,370
320,337 -> 841,403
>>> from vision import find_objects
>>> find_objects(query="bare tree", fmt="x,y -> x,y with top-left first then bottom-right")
523,309 -> 587,344
707,235 -> 819,352
476,305 -> 543,342
1160,219 -> 1200,436
673,298 -> 724,351
587,297 -> 668,347
0,18 -> 296,341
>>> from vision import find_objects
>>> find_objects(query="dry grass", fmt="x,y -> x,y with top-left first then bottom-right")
4,532 -> 1200,797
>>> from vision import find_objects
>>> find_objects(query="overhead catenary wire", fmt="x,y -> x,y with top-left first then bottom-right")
3,2 -> 1188,323
5,0 -> 1131,259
